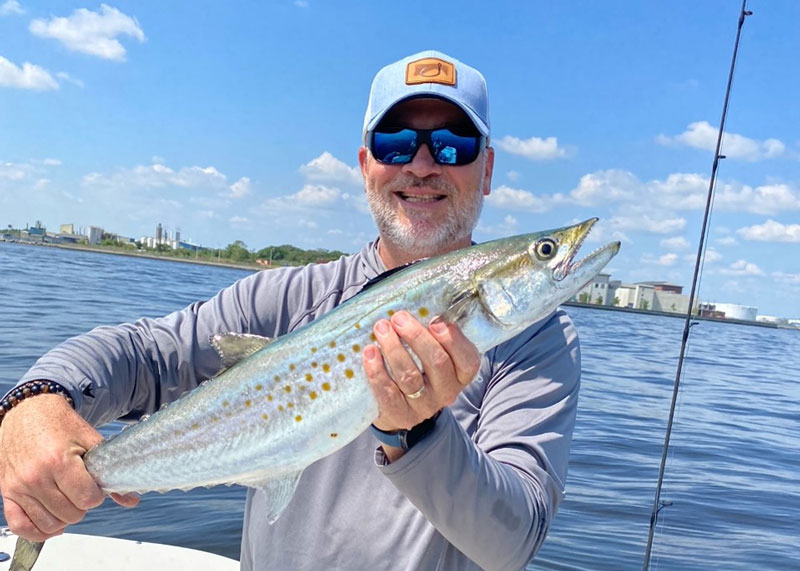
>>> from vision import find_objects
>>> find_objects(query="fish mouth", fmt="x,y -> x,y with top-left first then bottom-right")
553,218 -> 621,282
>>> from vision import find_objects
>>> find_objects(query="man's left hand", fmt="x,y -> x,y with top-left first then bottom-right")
362,310 -> 481,457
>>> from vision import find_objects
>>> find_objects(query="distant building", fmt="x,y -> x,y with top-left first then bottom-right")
60,224 -> 75,235
636,281 -> 683,294
614,283 -> 655,310
575,273 -> 612,305
710,302 -> 758,321
87,225 -> 103,245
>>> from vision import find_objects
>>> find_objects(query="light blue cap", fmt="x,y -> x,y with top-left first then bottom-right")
363,50 -> 490,140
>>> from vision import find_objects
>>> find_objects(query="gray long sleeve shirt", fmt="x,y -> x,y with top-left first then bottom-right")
19,240 -> 581,571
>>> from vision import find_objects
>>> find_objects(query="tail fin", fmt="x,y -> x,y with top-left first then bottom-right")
10,537 -> 44,571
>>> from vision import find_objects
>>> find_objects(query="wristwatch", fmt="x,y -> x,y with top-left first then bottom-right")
370,411 -> 441,450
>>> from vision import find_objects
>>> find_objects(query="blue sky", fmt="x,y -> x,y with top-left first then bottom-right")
2,1 -> 799,318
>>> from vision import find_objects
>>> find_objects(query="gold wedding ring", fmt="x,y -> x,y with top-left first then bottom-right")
405,385 -> 426,400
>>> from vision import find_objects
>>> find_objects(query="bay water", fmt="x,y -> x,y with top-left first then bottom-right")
1,242 -> 797,569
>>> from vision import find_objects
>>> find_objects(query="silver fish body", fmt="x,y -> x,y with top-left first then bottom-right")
80,218 -> 619,518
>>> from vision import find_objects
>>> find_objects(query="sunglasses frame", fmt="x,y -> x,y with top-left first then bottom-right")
367,127 -> 485,166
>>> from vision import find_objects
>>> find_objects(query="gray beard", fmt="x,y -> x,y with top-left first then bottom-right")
365,165 -> 485,259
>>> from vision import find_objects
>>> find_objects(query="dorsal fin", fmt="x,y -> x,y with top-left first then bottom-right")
211,333 -> 273,370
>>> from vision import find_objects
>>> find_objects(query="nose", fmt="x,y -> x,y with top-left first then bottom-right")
401,142 -> 442,179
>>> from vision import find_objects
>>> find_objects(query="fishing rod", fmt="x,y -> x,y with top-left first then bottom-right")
642,1 -> 752,569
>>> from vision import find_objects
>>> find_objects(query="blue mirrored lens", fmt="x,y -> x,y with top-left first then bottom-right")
430,129 -> 479,165
371,129 -> 418,164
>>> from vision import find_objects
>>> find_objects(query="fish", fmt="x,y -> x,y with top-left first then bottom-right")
11,218 -> 619,570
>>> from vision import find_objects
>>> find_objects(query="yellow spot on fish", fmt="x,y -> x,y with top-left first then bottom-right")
191,423 -> 199,430
311,347 -> 317,354
418,307 -> 429,317
330,432 -> 338,438
329,340 -> 336,348
354,322 -> 361,329
370,333 -> 377,342
345,369 -> 354,379
284,385 -> 292,393
311,361 -> 318,368
322,382 -> 331,391
387,309 -> 395,317
267,394 -> 273,402
287,402 -> 294,409
222,400 -> 229,408
278,405 -> 284,411
211,416 -> 219,423
255,384 -> 263,391
262,413 -> 268,421
175,430 -> 183,437
322,363 -> 331,373
305,373 -> 313,382
244,400 -> 252,407
274,375 -> 280,383
310,391 -> 318,399
299,385 -> 306,392
295,415 -> 302,422
337,353 -> 345,362
289,364 -> 296,372
352,344 -> 361,353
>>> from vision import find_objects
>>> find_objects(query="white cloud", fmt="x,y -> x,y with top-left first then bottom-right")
658,253 -> 678,266
506,170 -> 520,182
703,249 -> 722,263
299,152 -> 362,187
569,169 -> 638,205
772,272 -> 800,285
486,185 -> 550,212
30,4 -> 145,61
229,215 -> 249,225
42,158 -> 62,166
736,219 -> 800,243
82,161 -> 229,191
657,121 -> 786,161
229,177 -> 251,198
719,259 -> 765,276
264,184 -> 341,211
55,71 -> 84,88
660,236 -> 690,250
0,1 -> 23,16
476,214 -> 518,237
715,183 -> 800,216
494,135 -> 570,161
609,213 -> 686,234
0,56 -> 59,90
716,236 -> 737,246
294,0 -> 309,7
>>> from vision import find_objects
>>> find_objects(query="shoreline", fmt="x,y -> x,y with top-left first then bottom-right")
4,239 -> 796,330
2,238 -> 262,272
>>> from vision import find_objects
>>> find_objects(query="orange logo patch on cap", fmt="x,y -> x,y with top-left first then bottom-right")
406,58 -> 456,86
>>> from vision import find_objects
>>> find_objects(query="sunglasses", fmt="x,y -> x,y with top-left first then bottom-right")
367,127 -> 485,166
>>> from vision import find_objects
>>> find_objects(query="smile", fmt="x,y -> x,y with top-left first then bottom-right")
396,192 -> 446,203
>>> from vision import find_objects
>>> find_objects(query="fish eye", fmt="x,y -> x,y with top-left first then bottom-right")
533,238 -> 558,260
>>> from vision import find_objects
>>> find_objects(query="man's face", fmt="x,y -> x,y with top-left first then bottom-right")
359,98 -> 494,262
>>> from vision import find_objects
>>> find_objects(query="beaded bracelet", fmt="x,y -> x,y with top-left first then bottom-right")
0,380 -> 75,422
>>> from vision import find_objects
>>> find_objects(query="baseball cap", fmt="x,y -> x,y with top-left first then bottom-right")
363,50 -> 490,141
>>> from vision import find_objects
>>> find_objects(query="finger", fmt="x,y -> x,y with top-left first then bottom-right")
372,318 -> 426,399
4,498 -> 65,542
428,318 -> 481,386
110,492 -> 140,508
362,344 -> 414,431
5,492 -> 69,538
55,453 -> 105,512
391,311 -> 457,395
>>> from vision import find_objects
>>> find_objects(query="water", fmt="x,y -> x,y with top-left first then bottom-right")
1,242 -> 798,569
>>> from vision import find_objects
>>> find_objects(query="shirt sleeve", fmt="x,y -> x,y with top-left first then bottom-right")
376,310 -> 581,571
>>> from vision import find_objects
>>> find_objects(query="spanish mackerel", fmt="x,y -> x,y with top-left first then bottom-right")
11,218 -> 619,570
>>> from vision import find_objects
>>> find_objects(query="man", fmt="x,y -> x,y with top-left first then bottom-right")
0,50 -> 580,570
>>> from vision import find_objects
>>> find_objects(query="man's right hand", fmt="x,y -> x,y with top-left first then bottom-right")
0,392 -> 139,541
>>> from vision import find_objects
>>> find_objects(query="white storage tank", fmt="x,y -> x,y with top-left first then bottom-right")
713,302 -> 758,321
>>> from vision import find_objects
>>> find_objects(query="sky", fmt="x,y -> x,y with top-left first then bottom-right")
1,1 -> 799,318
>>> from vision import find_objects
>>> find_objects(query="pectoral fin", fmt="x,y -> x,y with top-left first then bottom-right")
241,471 -> 303,524
211,333 -> 273,370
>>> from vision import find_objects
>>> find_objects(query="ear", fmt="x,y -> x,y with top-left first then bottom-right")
358,146 -> 369,181
482,146 -> 495,196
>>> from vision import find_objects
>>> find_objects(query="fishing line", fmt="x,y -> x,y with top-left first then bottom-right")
642,2 -> 752,569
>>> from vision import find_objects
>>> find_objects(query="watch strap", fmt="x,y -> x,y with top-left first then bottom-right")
370,411 -> 440,450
